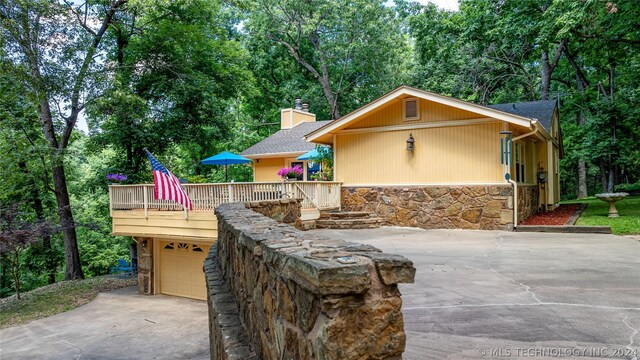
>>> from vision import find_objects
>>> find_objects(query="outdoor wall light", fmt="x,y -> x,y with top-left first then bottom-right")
406,133 -> 415,151
140,239 -> 147,248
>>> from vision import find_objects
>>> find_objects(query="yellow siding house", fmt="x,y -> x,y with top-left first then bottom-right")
238,86 -> 561,230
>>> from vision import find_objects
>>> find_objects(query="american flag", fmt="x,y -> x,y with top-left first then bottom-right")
145,150 -> 192,210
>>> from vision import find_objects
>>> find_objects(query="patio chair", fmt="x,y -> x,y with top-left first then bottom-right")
110,259 -> 135,278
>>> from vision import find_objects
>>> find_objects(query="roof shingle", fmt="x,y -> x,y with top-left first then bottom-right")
240,121 -> 331,157
487,100 -> 557,131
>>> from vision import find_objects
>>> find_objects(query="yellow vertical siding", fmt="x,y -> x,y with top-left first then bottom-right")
335,122 -> 504,185
111,210 -> 217,241
349,98 -> 484,129
536,140 -> 551,206
254,157 -> 285,182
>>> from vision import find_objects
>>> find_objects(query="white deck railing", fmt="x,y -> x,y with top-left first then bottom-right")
108,181 -> 342,215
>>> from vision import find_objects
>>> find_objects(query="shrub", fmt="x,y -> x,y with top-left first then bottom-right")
614,181 -> 640,193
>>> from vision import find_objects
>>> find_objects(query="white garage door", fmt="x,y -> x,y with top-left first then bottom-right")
159,241 -> 210,300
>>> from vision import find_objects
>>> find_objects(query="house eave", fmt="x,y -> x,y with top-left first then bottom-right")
243,151 -> 307,159
305,86 -> 536,142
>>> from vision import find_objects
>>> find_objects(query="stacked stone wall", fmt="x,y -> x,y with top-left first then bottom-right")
342,185 -> 540,230
205,202 -> 415,360
244,198 -> 301,224
135,237 -> 153,294
517,185 -> 539,223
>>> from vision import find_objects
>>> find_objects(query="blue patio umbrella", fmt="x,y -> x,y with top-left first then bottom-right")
201,151 -> 251,182
297,148 -> 320,161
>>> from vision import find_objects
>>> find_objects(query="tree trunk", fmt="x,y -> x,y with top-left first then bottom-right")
38,100 -> 84,280
51,161 -> 84,280
575,73 -> 588,199
599,161 -> 609,193
540,51 -> 552,101
577,161 -> 588,198
540,41 -> 566,101
10,252 -> 21,300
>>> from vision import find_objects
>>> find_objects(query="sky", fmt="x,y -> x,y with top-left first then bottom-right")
415,0 -> 459,11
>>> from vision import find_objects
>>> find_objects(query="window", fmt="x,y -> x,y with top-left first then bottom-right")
402,98 -> 420,121
515,142 -> 525,183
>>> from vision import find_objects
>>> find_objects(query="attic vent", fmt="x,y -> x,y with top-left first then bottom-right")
403,98 -> 420,121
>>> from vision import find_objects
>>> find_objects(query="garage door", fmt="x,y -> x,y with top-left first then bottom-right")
159,241 -> 210,300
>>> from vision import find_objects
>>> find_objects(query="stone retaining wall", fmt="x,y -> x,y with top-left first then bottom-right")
342,185 -> 522,230
244,198 -> 301,224
517,185 -> 539,223
205,202 -> 415,360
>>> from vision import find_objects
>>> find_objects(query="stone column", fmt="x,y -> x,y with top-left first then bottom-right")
135,237 -> 154,295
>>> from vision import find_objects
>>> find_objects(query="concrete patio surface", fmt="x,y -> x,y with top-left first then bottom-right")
309,227 -> 640,360
0,286 -> 209,360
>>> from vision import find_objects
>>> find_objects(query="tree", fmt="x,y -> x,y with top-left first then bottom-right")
0,204 -> 55,299
0,51 -> 59,283
86,0 -> 251,180
1,0 -> 128,279
244,0 -> 408,119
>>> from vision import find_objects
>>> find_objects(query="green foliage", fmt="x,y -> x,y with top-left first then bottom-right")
309,145 -> 334,181
86,0 -> 252,179
242,0 -> 410,119
615,181 -> 640,193
66,138 -> 131,277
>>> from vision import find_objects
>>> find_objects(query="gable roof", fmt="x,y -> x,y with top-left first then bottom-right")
240,121 -> 331,158
305,86 -> 545,143
488,100 -> 557,131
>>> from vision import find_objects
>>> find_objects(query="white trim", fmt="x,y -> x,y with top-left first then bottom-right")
402,97 -> 420,121
337,118 -> 497,135
340,182 -> 507,187
306,86 -> 535,142
243,151 -> 306,159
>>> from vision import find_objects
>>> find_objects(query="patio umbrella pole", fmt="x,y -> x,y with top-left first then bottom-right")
225,165 -> 228,182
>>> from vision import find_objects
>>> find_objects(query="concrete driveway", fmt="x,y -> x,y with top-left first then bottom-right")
0,287 -> 209,360
309,228 -> 640,360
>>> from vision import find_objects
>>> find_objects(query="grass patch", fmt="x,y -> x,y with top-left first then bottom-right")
0,275 -> 136,329
561,196 -> 640,235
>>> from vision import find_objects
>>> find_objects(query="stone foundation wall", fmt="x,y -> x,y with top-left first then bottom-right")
244,198 -> 301,224
206,203 -> 415,360
135,237 -> 154,295
517,185 -> 539,223
342,185 -> 517,230
342,185 -> 541,230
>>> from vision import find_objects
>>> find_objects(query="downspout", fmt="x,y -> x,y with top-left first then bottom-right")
508,178 -> 518,229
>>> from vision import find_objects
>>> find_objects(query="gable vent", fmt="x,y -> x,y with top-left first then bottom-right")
403,98 -> 420,121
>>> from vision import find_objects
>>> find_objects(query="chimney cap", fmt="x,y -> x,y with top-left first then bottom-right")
294,98 -> 302,110
302,102 -> 309,112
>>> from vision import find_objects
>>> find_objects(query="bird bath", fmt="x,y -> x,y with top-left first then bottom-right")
595,193 -> 629,218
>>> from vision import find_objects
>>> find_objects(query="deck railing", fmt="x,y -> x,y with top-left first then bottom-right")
109,181 -> 342,216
